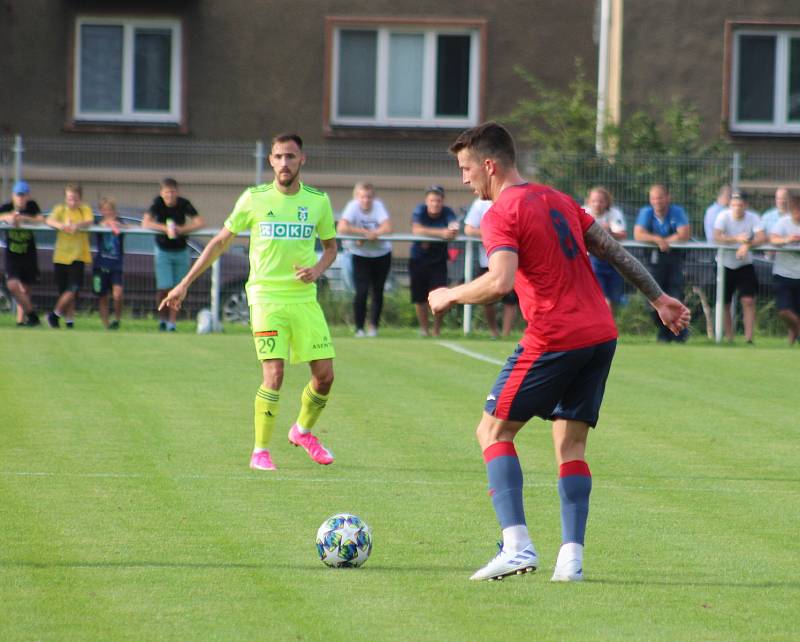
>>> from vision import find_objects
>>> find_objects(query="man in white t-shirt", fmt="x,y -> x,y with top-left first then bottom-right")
337,182 -> 393,337
464,198 -> 518,338
584,187 -> 627,311
713,192 -> 765,343
768,194 -> 800,344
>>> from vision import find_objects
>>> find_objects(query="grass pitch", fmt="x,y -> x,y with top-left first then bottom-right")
1,321 -> 798,641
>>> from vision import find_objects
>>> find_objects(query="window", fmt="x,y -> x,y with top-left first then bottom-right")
730,28 -> 800,134
330,21 -> 481,128
74,17 -> 182,124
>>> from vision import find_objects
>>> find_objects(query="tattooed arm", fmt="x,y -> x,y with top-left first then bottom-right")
585,222 -> 663,301
584,222 -> 691,334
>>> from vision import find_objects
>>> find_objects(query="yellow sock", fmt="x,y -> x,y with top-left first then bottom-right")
296,383 -> 329,431
254,386 -> 280,450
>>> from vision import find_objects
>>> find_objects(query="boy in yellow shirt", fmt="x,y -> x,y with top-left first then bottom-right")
46,183 -> 94,328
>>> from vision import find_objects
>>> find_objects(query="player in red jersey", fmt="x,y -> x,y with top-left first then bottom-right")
430,122 -> 690,582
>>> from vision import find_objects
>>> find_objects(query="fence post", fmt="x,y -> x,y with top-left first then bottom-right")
13,134 -> 23,184
254,140 -> 265,185
731,152 -> 741,192
210,260 -> 222,332
462,238 -> 475,335
714,246 -> 726,343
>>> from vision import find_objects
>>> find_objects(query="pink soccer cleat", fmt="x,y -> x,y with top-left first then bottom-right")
249,450 -> 277,471
288,424 -> 334,465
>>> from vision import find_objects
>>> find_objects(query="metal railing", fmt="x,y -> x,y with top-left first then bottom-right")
2,221 -> 798,342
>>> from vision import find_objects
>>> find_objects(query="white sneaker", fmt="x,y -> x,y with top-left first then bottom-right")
469,544 -> 538,581
354,329 -> 366,338
366,327 -> 378,337
551,543 -> 584,582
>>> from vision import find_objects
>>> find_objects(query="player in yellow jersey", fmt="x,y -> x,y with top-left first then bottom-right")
160,133 -> 338,470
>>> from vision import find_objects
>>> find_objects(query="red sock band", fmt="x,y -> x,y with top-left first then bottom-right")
559,460 -> 591,478
483,441 -> 517,463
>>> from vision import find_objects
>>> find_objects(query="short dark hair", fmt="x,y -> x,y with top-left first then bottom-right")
448,121 -> 516,167
160,177 -> 179,190
271,132 -> 303,149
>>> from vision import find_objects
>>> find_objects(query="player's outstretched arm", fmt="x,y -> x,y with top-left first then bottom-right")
159,227 -> 235,311
429,250 -> 516,314
584,223 -> 691,334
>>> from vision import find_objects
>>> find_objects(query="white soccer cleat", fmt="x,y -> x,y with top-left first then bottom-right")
469,544 -> 538,581
551,542 -> 584,582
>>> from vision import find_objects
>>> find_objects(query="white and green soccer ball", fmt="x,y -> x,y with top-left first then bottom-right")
315,513 -> 372,568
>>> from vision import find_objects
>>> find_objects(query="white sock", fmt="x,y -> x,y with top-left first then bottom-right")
502,525 -> 532,553
253,448 -> 269,454
555,542 -> 584,567
296,423 -> 310,434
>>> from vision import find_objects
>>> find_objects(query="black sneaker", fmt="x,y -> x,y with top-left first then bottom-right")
25,312 -> 41,327
109,320 -> 120,330
158,320 -> 167,332
65,320 -> 74,329
47,311 -> 60,328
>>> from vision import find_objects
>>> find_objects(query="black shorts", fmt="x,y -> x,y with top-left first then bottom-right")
485,339 -> 617,425
723,264 -> 758,303
92,267 -> 123,296
774,274 -> 800,314
55,261 -> 85,294
5,256 -> 39,284
409,259 -> 448,304
477,267 -> 519,305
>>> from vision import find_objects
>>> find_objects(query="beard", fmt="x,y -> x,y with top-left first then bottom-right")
276,168 -> 299,187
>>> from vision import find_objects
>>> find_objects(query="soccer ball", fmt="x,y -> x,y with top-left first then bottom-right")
315,513 -> 372,568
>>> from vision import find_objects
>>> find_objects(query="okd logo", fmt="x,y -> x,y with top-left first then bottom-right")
258,222 -> 314,239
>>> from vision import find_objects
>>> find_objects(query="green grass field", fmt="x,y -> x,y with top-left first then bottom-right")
1,322 -> 798,641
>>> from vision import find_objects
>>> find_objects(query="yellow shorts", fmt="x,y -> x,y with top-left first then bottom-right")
250,301 -> 335,364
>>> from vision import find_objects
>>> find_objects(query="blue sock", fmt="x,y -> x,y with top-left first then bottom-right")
558,460 -> 592,545
483,442 -> 526,529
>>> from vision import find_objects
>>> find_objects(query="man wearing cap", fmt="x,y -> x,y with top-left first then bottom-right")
409,185 -> 458,336
714,192 -> 765,343
0,181 -> 44,326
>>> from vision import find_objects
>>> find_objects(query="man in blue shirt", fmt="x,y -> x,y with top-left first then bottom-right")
409,185 -> 458,336
634,184 -> 691,342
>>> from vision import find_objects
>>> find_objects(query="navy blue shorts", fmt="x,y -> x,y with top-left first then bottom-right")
774,275 -> 800,314
92,266 -> 123,296
485,339 -> 617,426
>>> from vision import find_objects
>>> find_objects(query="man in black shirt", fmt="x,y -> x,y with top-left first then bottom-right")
0,180 -> 44,326
142,178 -> 204,331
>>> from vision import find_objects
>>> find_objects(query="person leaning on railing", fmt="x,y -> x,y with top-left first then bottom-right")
768,194 -> 800,345
633,184 -> 691,342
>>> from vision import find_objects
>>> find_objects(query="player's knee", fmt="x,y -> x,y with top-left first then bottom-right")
313,369 -> 334,393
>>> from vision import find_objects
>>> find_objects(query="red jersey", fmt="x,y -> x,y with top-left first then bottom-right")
481,183 -> 618,351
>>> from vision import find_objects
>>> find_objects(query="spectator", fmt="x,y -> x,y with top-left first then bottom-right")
45,183 -> 93,329
0,180 -> 43,326
337,182 -> 393,337
634,184 -> 691,342
704,184 -> 731,242
409,185 -> 458,337
93,198 -> 126,330
761,186 -> 791,236
142,178 -> 204,331
584,186 -> 627,311
768,194 -> 800,345
713,192 -> 765,343
464,197 -> 519,337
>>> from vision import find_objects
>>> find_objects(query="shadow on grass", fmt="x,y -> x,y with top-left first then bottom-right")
0,560 -> 260,570
586,578 -> 800,589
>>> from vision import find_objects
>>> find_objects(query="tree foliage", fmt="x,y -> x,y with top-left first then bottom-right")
501,59 -> 731,226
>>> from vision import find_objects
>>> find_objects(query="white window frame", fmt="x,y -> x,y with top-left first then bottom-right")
730,28 -> 800,134
331,25 -> 479,128
74,16 -> 182,124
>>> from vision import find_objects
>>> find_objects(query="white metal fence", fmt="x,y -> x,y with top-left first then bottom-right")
2,221 -> 797,343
